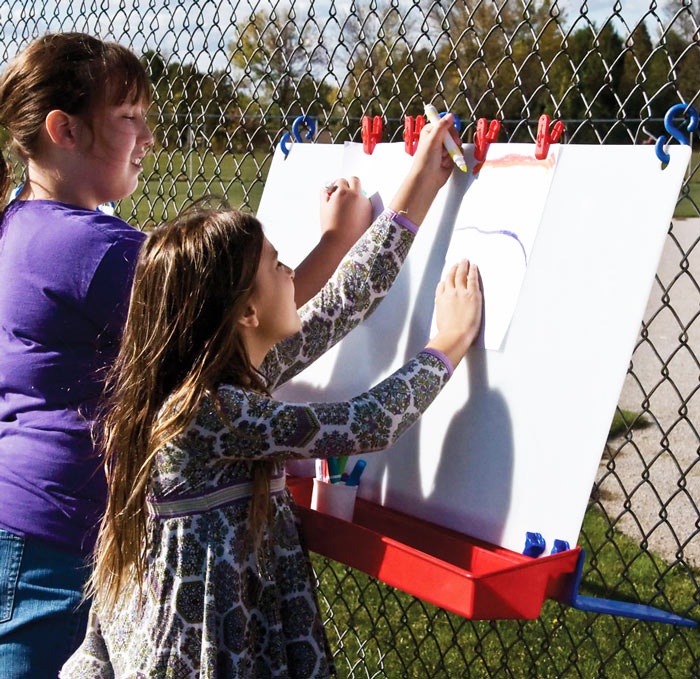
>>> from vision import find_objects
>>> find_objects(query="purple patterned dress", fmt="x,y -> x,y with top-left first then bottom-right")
61,210 -> 453,679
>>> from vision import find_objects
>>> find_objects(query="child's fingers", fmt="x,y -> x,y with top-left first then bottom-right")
421,112 -> 454,141
347,176 -> 362,192
444,262 -> 459,289
454,259 -> 471,289
447,120 -> 462,147
322,177 -> 351,201
467,261 -> 480,289
435,280 -> 446,300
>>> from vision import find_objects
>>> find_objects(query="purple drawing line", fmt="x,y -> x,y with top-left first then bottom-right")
454,225 -> 528,265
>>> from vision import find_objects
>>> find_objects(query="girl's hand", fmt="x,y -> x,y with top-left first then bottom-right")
410,113 -> 463,192
293,177 -> 372,307
426,259 -> 483,368
319,176 -> 372,249
388,113 -> 462,227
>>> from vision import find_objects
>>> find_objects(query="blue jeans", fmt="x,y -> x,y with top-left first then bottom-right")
0,528 -> 90,678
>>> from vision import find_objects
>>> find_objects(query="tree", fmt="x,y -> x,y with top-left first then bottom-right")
142,50 -> 237,152
228,2 -> 337,144
333,0 -> 440,140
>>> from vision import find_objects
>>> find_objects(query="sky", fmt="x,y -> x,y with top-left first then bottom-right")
568,0 -> 672,30
0,1 -> 680,71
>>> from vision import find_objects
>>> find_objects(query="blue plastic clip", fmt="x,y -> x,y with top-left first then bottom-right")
564,549 -> 696,627
551,539 -> 570,555
655,104 -> 698,164
280,115 -> 317,156
439,111 -> 462,133
523,531 -> 546,557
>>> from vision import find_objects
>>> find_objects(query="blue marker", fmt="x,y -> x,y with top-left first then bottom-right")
344,459 -> 366,487
327,457 -> 341,484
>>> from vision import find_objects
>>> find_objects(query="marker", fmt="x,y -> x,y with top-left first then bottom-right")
423,104 -> 467,173
344,459 -> 367,487
327,457 -> 341,484
323,181 -> 338,196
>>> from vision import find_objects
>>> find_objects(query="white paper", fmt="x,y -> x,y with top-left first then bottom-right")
257,142 -> 691,556
256,143 -> 345,268
432,144 -> 557,350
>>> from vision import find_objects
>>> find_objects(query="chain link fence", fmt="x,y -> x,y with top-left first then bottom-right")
1,1 -> 699,676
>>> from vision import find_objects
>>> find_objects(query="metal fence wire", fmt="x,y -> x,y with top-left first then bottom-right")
1,1 -> 699,677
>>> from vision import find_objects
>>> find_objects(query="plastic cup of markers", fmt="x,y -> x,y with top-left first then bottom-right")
311,479 -> 358,522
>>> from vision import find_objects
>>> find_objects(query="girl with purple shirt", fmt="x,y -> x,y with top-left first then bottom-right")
0,33 -> 373,678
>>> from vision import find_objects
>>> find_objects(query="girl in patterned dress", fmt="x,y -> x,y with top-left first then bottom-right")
61,113 -> 482,679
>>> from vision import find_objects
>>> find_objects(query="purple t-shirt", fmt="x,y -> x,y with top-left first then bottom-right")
0,200 -> 145,555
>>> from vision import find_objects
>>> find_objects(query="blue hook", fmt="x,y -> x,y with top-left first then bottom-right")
280,132 -> 293,156
655,104 -> 698,164
292,115 -> 316,142
439,111 -> 462,133
280,115 -> 317,157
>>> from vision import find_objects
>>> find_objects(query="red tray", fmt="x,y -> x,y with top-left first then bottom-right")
288,476 -> 580,620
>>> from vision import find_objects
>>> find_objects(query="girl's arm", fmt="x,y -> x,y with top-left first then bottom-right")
293,177 -> 372,308
200,349 -> 452,464
261,114 -> 461,389
187,258 -> 482,465
261,208 -> 417,389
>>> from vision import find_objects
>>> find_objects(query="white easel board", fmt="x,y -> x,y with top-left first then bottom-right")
257,141 -> 690,555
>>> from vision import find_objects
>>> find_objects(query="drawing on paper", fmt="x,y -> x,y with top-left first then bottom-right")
433,146 -> 559,351
454,225 -> 528,265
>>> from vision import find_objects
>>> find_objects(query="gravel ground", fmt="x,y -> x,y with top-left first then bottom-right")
596,218 -> 700,567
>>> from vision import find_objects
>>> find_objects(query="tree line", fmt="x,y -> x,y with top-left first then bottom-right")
142,0 -> 700,150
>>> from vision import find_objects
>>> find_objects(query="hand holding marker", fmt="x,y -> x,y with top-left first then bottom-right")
424,104 -> 467,173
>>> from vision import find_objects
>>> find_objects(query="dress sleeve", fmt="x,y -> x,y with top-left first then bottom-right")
189,350 -> 452,463
260,208 -> 418,390
59,608 -> 115,679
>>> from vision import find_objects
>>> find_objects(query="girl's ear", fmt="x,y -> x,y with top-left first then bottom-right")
237,304 -> 259,329
44,110 -> 81,149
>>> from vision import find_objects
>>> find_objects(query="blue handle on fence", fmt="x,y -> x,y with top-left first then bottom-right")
280,115 -> 317,156
655,104 -> 698,164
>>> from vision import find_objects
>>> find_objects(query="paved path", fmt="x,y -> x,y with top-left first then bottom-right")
597,218 -> 700,566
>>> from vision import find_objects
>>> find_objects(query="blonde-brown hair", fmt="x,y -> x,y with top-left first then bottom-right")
89,206 -> 274,611
0,32 -> 151,203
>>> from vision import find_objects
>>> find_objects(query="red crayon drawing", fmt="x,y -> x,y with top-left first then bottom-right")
473,152 -> 556,174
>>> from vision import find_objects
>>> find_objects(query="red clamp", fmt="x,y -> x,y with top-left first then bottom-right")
403,115 -> 425,156
362,116 -> 383,155
474,118 -> 501,162
535,114 -> 565,160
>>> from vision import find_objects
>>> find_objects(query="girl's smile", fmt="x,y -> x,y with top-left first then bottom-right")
84,102 -> 153,205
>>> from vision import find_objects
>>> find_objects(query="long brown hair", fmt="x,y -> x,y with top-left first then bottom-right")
89,206 -> 272,611
0,32 -> 151,203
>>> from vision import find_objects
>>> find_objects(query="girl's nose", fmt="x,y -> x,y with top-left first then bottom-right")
140,118 -> 155,148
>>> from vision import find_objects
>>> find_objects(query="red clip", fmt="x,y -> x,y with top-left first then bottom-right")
362,116 -> 383,155
474,118 -> 501,162
403,115 -> 425,156
535,114 -> 565,160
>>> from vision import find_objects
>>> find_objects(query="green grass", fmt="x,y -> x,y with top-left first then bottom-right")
607,408 -> 651,439
311,505 -> 699,678
672,149 -> 699,219
115,149 -> 270,229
